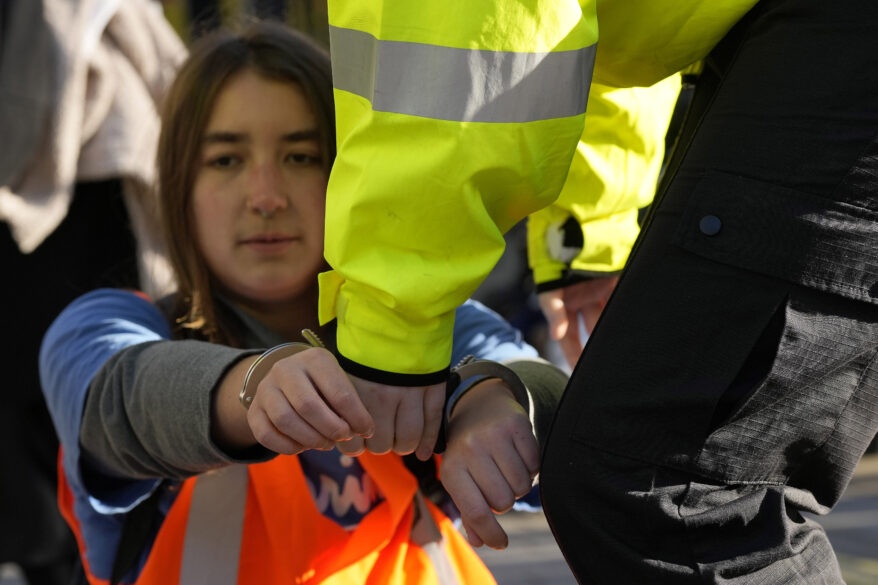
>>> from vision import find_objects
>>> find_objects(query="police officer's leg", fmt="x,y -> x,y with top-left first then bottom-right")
541,0 -> 878,582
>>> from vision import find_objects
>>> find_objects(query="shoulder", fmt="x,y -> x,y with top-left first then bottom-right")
58,287 -> 166,321
40,288 -> 172,390
55,288 -> 171,335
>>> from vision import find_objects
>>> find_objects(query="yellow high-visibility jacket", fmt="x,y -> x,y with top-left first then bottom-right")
527,76 -> 681,290
319,0 -> 758,380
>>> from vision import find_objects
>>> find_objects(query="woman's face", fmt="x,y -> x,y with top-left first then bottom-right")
192,69 -> 327,308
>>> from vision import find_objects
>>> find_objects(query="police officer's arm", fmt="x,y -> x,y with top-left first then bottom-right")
529,76 -> 682,368
320,1 -> 597,457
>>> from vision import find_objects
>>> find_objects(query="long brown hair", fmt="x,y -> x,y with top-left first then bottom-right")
157,20 -> 335,344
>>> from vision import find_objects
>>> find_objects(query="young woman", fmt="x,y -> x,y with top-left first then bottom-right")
39,21 -> 566,584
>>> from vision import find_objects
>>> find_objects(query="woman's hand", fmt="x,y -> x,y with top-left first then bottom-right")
439,380 -> 539,549
212,348 -> 374,454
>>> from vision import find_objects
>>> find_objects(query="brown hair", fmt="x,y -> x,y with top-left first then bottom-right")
157,20 -> 335,344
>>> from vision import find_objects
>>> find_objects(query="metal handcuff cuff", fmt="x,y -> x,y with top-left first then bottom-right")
238,329 -> 325,409
434,355 -> 530,453
239,332 -> 531,453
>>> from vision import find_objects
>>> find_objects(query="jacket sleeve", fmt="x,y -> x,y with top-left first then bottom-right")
318,0 -> 598,383
81,339 -> 268,483
592,0 -> 757,87
527,74 -> 682,290
38,289 -> 264,505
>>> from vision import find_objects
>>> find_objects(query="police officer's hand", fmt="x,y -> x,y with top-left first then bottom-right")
537,275 -> 619,370
337,376 -> 446,461
439,380 -> 539,549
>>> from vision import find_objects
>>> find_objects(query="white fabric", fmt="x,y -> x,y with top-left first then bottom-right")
0,0 -> 185,297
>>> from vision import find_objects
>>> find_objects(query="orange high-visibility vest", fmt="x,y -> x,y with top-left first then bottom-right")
60,452 -> 497,584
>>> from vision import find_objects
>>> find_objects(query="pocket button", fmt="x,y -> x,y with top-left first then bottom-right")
699,215 -> 723,236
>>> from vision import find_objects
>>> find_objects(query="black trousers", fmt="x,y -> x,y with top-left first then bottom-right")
0,180 -> 138,585
541,0 -> 878,582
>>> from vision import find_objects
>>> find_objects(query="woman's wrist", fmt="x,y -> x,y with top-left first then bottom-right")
211,354 -> 261,452
449,378 -> 518,421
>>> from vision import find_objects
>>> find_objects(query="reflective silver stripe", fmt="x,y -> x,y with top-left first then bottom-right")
179,469 -> 461,583
422,542 -> 460,585
180,465 -> 248,585
330,26 -> 594,123
410,492 -> 462,585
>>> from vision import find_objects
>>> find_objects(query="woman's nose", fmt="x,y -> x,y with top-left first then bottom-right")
247,164 -> 288,219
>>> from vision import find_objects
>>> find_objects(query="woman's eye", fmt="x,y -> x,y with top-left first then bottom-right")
286,152 -> 322,166
207,155 -> 240,169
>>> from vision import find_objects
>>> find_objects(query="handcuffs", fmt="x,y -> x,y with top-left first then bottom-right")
238,330 -> 325,409
434,354 -> 530,453
238,332 -> 531,454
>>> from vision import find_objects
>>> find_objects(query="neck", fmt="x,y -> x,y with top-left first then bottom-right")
232,287 -> 321,343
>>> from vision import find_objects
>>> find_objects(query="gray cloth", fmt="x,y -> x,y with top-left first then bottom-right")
81,340 -> 266,481
0,0 -> 50,190
504,359 -> 567,453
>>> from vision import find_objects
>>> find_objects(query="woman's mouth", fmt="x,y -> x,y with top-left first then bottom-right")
240,234 -> 297,253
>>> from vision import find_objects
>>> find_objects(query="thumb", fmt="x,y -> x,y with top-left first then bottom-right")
538,291 -> 568,341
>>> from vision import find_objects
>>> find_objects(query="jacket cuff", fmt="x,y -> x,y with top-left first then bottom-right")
534,269 -> 621,294
335,353 -> 449,386
319,270 -> 454,380
528,207 -> 642,288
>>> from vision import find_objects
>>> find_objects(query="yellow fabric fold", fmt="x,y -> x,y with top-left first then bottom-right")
528,75 -> 682,287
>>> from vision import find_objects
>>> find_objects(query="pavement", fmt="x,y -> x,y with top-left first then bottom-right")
476,508 -> 577,585
816,455 -> 878,585
3,456 -> 878,585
